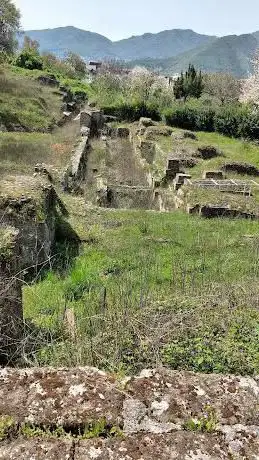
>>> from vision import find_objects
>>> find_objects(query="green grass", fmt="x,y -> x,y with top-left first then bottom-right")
0,66 -> 62,131
155,128 -> 259,179
23,200 -> 259,374
0,122 -> 80,180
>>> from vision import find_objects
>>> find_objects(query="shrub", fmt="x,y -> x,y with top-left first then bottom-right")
102,103 -> 161,122
213,106 -> 240,137
164,103 -> 259,140
15,49 -> 43,71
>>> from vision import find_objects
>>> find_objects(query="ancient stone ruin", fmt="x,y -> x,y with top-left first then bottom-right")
0,176 -> 70,362
0,367 -> 258,458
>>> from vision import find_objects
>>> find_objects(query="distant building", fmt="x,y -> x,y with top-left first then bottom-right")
87,61 -> 102,73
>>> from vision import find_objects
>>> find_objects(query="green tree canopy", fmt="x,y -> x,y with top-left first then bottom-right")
0,0 -> 20,53
174,64 -> 204,101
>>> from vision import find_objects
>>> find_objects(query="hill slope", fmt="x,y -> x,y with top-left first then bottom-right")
18,26 -> 114,59
112,29 -> 216,60
20,27 -> 215,60
130,33 -> 259,77
20,26 -> 259,76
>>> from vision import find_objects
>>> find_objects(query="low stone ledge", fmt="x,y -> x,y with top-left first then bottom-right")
0,367 -> 258,458
0,368 -> 258,429
0,367 -> 123,426
1,429 -> 258,459
0,439 -> 73,460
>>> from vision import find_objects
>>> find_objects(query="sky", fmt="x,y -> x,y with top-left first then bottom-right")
13,0 -> 259,41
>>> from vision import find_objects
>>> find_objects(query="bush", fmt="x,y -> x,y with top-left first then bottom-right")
15,49 -> 43,71
213,106 -> 240,137
102,103 -> 161,122
164,105 -> 216,131
164,103 -> 259,140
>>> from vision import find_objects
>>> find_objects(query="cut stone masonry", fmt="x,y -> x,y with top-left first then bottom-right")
0,367 -> 258,459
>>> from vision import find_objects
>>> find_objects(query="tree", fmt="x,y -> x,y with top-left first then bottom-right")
65,52 -> 86,78
23,35 -> 40,52
0,0 -> 20,53
204,73 -> 240,105
174,64 -> 204,101
241,51 -> 259,105
15,48 -> 43,70
129,67 -> 156,106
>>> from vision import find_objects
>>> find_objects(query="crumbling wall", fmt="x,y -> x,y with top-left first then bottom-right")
0,177 -> 71,363
0,183 -> 58,270
63,136 -> 90,193
80,109 -> 104,137
0,367 -> 258,459
98,185 -> 154,209
0,228 -> 22,363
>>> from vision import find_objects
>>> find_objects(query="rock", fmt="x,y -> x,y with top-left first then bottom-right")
80,126 -> 90,137
196,145 -> 222,160
34,164 -> 53,183
0,124 -> 7,132
139,140 -> 156,164
103,115 -> 118,123
171,131 -> 197,141
144,126 -> 173,140
37,75 -> 59,87
80,110 -> 104,137
200,205 -> 256,219
0,228 -> 22,364
183,130 -> 197,140
0,368 -> 258,458
203,171 -> 225,180
67,101 -> 77,112
221,162 -> 259,176
139,117 -> 156,128
136,126 -> 146,136
173,173 -> 192,190
0,439 -> 73,460
116,127 -> 130,138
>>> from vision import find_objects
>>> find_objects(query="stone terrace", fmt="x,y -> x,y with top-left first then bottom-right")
0,367 -> 258,459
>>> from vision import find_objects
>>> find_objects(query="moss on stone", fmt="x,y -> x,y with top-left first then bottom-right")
0,227 -> 18,261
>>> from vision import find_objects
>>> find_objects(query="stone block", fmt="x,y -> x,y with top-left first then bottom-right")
203,170 -> 225,180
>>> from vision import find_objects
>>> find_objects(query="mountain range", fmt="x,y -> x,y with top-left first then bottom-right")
19,26 -> 259,77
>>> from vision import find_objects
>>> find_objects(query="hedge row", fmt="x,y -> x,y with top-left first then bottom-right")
102,103 -> 161,122
102,102 -> 259,141
163,105 -> 259,140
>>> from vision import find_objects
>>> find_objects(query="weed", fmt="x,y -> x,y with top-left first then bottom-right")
0,416 -> 15,441
183,405 -> 218,433
19,420 -> 123,440
82,419 -> 123,439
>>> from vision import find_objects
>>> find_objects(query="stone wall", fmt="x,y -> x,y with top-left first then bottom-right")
0,176 -> 69,362
0,367 -> 258,458
63,136 -> 90,193
0,228 -> 22,363
0,181 -> 58,270
98,185 -> 154,209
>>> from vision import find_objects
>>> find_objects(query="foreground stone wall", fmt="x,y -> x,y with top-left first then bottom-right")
0,367 -> 258,459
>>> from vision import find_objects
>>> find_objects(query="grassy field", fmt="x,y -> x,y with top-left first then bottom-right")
155,128 -> 259,179
0,67 -> 81,181
0,67 -> 62,131
23,196 -> 259,375
0,122 -> 80,179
